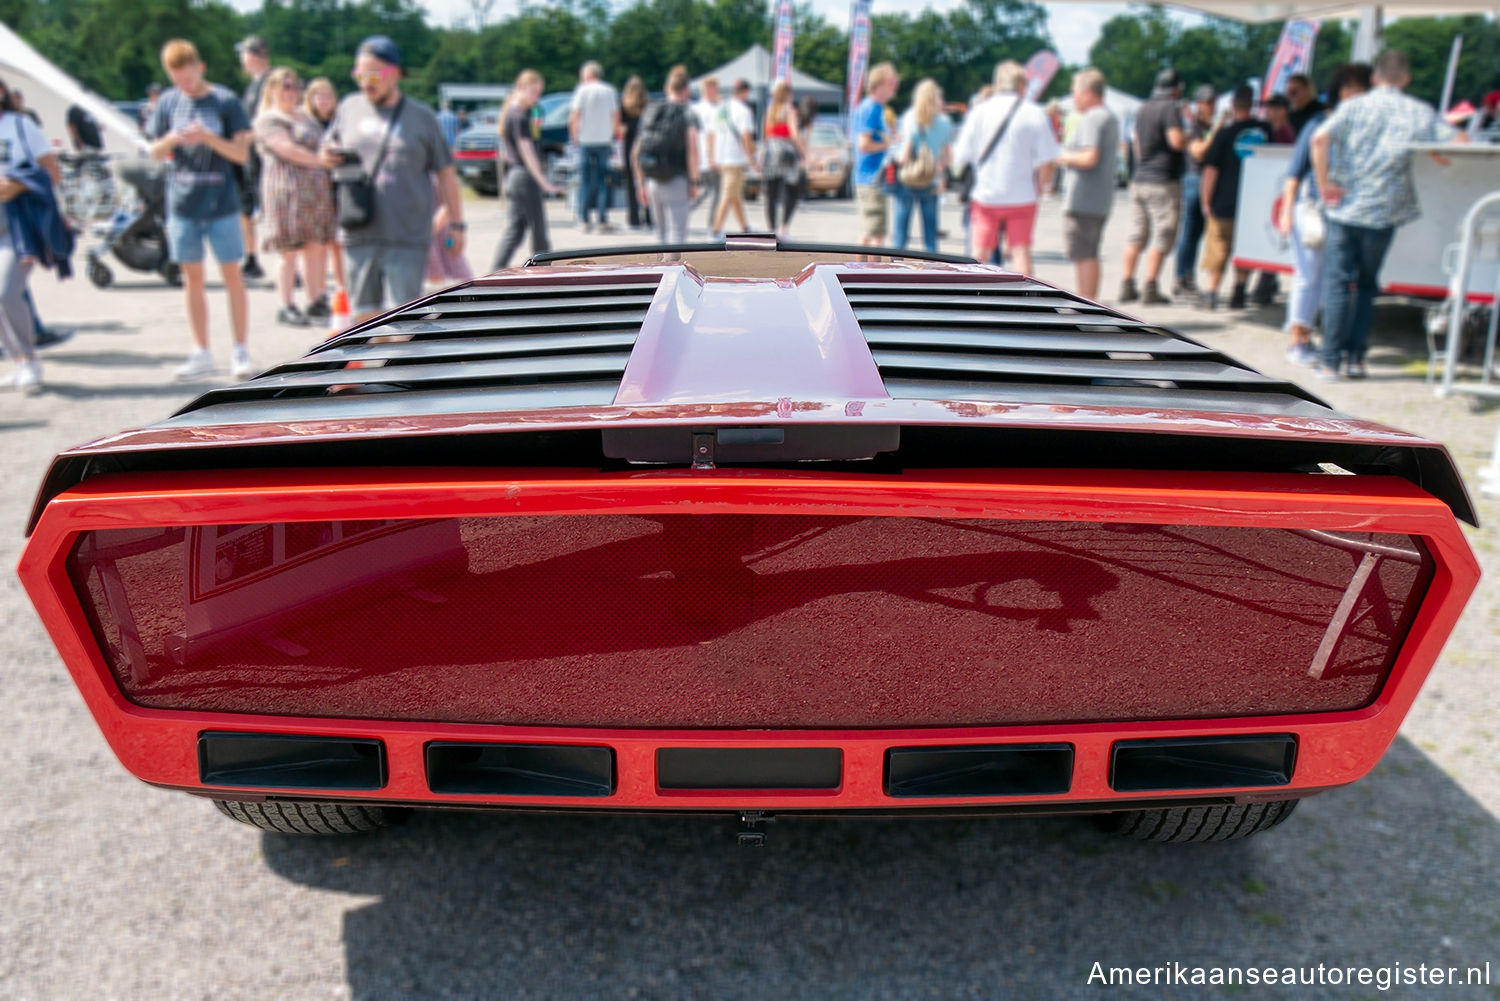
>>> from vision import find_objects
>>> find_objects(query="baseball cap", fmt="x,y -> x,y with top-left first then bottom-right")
1484,90 -> 1500,109
357,35 -> 403,68
235,35 -> 268,57
1192,84 -> 1216,103
1154,68 -> 1182,92
733,78 -> 751,93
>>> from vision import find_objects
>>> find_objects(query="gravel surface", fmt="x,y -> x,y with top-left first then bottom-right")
3,189 -> 1497,1000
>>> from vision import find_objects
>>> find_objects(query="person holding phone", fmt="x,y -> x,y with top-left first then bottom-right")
148,38 -> 255,381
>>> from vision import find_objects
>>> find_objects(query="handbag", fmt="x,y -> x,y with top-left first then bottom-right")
897,128 -> 936,188
954,95 -> 1024,205
335,97 -> 403,229
1294,194 -> 1325,250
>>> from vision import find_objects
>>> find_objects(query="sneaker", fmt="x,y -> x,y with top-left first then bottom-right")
1228,285 -> 1248,310
174,349 -> 215,380
1346,361 -> 1368,379
34,327 -> 75,349
1286,343 -> 1320,366
1118,278 -> 1139,303
595,222 -> 616,234
13,359 -> 42,394
580,222 -> 594,234
242,256 -> 266,281
276,304 -> 310,327
1196,291 -> 1218,311
305,296 -> 330,320
1172,277 -> 1198,297
1141,282 -> 1171,306
231,347 -> 256,380
1314,365 -> 1342,383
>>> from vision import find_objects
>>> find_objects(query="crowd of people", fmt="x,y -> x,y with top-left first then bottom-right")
2,33 -> 1486,392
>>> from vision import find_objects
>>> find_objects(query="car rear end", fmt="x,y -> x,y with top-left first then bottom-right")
18,251 -> 1480,841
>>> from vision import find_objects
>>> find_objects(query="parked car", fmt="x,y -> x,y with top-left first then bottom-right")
20,242 -> 1479,844
452,93 -> 573,197
803,117 -> 852,198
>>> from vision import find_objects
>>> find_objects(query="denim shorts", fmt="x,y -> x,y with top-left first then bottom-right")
166,212 -> 245,265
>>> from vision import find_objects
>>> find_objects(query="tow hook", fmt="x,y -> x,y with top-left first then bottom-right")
737,810 -> 774,847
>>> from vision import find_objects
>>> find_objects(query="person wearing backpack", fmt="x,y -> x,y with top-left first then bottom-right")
632,65 -> 699,245
892,79 -> 952,253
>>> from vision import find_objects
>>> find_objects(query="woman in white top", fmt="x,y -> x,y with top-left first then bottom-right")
0,75 -> 61,393
893,79 -> 953,254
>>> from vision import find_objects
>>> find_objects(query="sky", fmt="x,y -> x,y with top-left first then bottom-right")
225,0 -> 1189,65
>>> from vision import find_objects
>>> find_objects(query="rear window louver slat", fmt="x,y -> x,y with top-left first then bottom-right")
840,277 -> 1330,415
171,278 -> 661,419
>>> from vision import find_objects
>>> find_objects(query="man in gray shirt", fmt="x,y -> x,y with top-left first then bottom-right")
1056,68 -> 1118,301
321,35 -> 466,324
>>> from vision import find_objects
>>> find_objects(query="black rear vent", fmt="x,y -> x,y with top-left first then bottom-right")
886,744 -> 1073,797
1110,735 -> 1297,792
172,277 -> 661,419
841,277 -> 1329,416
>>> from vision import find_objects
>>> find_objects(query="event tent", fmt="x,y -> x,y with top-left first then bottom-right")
1,20 -> 148,155
692,44 -> 844,105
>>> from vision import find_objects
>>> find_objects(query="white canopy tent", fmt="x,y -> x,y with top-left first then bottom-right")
692,44 -> 844,105
1,20 -> 148,155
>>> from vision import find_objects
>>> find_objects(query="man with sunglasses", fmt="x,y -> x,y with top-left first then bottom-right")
320,35 -> 465,325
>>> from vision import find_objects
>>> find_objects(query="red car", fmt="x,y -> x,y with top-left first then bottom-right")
19,241 -> 1479,844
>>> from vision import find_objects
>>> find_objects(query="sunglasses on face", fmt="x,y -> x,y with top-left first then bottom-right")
351,67 -> 396,85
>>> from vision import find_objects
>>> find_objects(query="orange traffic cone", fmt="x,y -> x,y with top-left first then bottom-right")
327,288 -> 352,339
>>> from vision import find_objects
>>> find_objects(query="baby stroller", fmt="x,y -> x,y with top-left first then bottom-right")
85,158 -> 179,288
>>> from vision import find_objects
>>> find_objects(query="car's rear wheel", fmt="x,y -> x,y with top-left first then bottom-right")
1097,800 -> 1299,843
214,799 -> 409,835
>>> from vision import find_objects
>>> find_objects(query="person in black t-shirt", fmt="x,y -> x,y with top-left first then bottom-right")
66,105 -> 103,151
492,69 -> 562,269
1197,85 -> 1270,310
1285,74 -> 1326,139
1119,69 -> 1185,305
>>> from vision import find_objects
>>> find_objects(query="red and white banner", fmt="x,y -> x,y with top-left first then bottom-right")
1262,19 -> 1320,102
1024,50 -> 1060,102
772,0 -> 795,82
845,0 -> 872,140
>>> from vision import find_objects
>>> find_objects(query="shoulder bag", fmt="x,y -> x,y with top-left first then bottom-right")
335,97 -> 404,229
954,96 -> 1024,205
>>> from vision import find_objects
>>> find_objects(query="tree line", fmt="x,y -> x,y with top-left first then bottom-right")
6,0 -> 1497,113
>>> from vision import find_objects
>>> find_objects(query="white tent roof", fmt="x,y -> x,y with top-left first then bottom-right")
1,20 -> 148,155
692,44 -> 843,100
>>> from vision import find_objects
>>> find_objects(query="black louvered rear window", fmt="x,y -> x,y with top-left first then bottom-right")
841,277 -> 1331,417
170,278 -> 660,422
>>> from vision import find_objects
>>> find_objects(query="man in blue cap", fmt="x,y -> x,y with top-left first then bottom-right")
320,35 -> 466,325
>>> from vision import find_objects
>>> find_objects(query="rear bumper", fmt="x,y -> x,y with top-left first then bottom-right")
18,466 -> 1479,813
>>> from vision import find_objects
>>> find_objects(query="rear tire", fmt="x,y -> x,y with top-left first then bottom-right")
214,799 -> 408,835
1098,800 -> 1299,843
88,262 -> 113,288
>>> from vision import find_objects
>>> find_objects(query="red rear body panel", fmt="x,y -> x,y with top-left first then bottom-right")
19,465 -> 1478,812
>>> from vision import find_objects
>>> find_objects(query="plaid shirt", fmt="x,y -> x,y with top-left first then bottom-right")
1316,86 -> 1454,229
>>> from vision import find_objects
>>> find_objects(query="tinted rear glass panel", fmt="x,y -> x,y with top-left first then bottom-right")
67,516 -> 1431,728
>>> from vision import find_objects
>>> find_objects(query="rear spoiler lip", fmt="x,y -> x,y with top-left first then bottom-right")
25,408 -> 1478,535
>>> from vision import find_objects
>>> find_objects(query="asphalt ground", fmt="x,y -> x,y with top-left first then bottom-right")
3,186 -> 1498,1001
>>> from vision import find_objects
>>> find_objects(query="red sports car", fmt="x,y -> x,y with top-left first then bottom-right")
19,240 -> 1479,843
